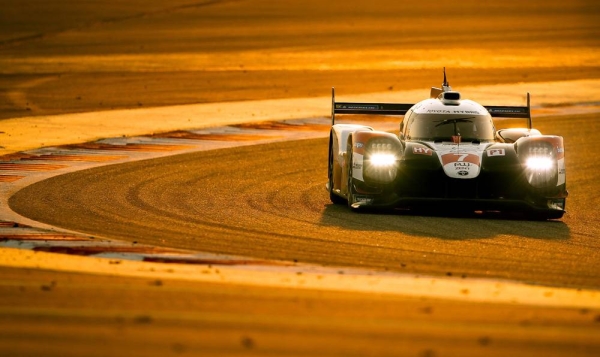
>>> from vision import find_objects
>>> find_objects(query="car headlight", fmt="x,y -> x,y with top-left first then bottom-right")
370,153 -> 397,167
525,157 -> 554,170
521,141 -> 557,188
364,140 -> 399,184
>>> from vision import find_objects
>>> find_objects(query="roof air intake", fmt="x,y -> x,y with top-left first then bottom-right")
440,91 -> 461,105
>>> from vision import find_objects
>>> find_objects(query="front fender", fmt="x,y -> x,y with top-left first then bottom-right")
331,124 -> 373,165
329,124 -> 372,193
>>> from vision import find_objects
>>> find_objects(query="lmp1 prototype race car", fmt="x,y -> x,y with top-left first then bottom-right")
326,71 -> 567,219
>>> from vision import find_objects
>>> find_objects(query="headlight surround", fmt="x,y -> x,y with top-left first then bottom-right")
364,140 -> 399,184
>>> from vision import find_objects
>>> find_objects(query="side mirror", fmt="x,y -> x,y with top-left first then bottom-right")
496,128 -> 541,143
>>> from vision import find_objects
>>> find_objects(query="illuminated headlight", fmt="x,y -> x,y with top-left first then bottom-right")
526,157 -> 554,170
370,153 -> 396,167
364,139 -> 399,184
521,142 -> 557,188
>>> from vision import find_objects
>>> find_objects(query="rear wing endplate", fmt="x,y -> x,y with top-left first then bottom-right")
331,88 -> 533,129
331,88 -> 412,125
484,93 -> 532,129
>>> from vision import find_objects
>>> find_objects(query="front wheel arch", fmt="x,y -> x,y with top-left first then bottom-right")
346,136 -> 358,210
328,132 -> 345,205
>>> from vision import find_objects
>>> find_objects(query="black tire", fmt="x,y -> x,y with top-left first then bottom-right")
329,137 -> 345,205
346,140 -> 357,210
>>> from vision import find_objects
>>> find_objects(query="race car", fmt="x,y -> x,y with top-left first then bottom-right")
326,71 -> 567,219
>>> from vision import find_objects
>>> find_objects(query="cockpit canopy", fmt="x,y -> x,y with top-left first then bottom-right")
401,99 -> 495,142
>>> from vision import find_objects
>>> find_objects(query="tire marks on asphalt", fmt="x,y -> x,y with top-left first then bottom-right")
0,117 -> 354,266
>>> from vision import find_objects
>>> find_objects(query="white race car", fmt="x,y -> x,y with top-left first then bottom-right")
326,70 -> 567,219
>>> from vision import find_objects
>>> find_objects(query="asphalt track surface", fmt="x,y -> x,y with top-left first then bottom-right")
5,111 -> 600,357
10,112 -> 600,290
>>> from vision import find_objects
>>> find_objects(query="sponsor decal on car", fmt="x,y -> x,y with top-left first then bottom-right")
557,157 -> 566,186
355,196 -> 374,204
355,142 -> 364,148
487,148 -> 506,157
425,109 -> 481,115
412,146 -> 433,156
337,104 -> 380,110
352,153 -> 364,181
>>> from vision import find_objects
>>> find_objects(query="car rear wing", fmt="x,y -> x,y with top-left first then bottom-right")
484,93 -> 532,129
331,88 -> 533,129
331,88 -> 413,126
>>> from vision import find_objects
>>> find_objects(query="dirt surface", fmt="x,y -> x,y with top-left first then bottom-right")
2,0 -> 600,356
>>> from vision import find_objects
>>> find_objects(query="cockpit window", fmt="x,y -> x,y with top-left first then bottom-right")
406,114 -> 495,142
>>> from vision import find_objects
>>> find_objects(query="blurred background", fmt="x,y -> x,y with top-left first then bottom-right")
0,0 -> 598,120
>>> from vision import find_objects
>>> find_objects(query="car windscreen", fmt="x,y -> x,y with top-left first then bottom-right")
407,114 -> 495,142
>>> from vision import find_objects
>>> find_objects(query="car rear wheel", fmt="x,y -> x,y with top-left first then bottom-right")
329,140 -> 346,205
347,141 -> 358,210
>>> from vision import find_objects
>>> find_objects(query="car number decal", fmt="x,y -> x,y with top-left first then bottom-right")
439,152 -> 481,179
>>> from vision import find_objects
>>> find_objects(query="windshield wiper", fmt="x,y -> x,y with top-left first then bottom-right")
433,117 -> 475,127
